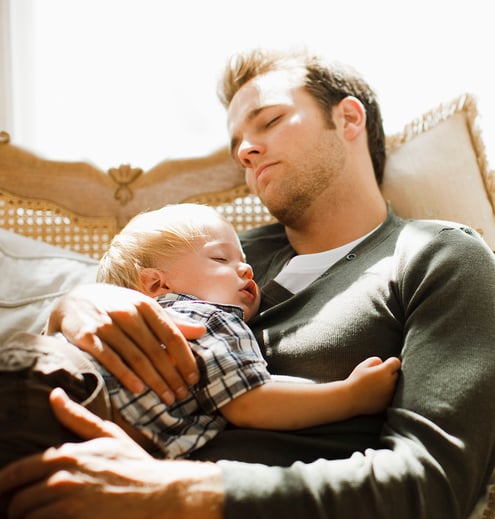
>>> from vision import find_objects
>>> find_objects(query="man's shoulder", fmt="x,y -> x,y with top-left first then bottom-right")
398,217 -> 488,248
392,217 -> 494,269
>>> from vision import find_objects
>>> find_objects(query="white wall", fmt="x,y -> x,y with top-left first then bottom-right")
0,0 -> 13,132
5,0 -> 495,172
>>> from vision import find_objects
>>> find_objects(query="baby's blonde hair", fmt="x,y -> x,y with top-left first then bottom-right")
97,203 -> 224,291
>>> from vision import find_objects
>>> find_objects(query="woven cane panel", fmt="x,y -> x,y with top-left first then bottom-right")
184,184 -> 276,232
0,190 -> 117,259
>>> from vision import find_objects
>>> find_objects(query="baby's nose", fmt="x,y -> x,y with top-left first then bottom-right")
239,262 -> 253,279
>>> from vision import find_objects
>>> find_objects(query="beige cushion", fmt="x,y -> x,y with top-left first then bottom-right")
381,94 -> 495,249
0,229 -> 98,344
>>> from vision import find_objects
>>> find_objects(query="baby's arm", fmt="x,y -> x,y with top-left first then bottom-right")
219,356 -> 401,430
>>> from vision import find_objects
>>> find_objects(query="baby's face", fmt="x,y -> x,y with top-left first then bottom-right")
158,219 -> 260,322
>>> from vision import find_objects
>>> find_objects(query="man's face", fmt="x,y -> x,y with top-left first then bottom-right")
227,69 -> 346,228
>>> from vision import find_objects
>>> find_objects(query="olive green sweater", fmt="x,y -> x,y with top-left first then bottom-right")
192,209 -> 495,519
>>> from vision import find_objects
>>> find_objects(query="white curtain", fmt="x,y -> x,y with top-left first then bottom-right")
0,0 -> 12,133
4,0 -> 495,172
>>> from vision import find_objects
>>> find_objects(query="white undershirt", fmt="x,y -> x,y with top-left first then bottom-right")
273,226 -> 380,293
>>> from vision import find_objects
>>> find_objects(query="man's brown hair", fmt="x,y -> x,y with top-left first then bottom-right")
218,48 -> 386,184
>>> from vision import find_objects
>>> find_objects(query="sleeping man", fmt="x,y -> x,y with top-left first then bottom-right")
1,47 -> 495,519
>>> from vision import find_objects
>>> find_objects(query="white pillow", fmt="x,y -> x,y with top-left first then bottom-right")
0,229 -> 98,344
381,94 -> 495,249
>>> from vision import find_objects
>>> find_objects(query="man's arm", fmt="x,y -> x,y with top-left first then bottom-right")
47,283 -> 204,404
218,228 -> 495,518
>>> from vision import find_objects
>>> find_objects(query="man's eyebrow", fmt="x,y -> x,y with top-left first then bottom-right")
229,106 -> 265,157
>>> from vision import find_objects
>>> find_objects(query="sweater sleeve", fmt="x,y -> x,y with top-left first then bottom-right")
219,227 -> 495,518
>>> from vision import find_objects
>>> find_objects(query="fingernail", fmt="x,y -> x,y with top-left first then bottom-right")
187,372 -> 199,384
176,386 -> 189,400
161,390 -> 175,405
132,381 -> 145,393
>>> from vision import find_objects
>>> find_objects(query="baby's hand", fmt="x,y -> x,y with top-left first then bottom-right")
347,356 -> 401,415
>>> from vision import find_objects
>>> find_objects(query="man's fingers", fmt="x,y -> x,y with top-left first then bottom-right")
174,319 -> 207,340
173,320 -> 206,383
138,303 -> 203,387
86,336 -> 147,395
0,452 -> 46,495
85,329 -> 184,406
51,283 -> 204,404
95,330 -> 178,404
91,302 -> 184,403
50,388 -> 127,441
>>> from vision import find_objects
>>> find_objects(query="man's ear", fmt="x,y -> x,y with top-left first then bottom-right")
139,268 -> 170,297
338,96 -> 366,140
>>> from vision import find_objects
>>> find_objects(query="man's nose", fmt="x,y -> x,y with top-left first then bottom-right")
237,139 -> 261,168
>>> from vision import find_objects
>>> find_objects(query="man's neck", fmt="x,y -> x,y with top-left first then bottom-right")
285,195 -> 387,255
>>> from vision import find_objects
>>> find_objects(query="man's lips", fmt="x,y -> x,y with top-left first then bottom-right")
254,162 -> 278,180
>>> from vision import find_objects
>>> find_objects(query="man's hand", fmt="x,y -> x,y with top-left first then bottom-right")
0,389 -> 223,519
47,283 -> 205,404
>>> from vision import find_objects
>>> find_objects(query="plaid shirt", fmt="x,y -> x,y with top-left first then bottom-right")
99,293 -> 270,459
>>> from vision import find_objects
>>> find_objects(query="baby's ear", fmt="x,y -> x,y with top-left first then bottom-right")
139,268 -> 170,297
